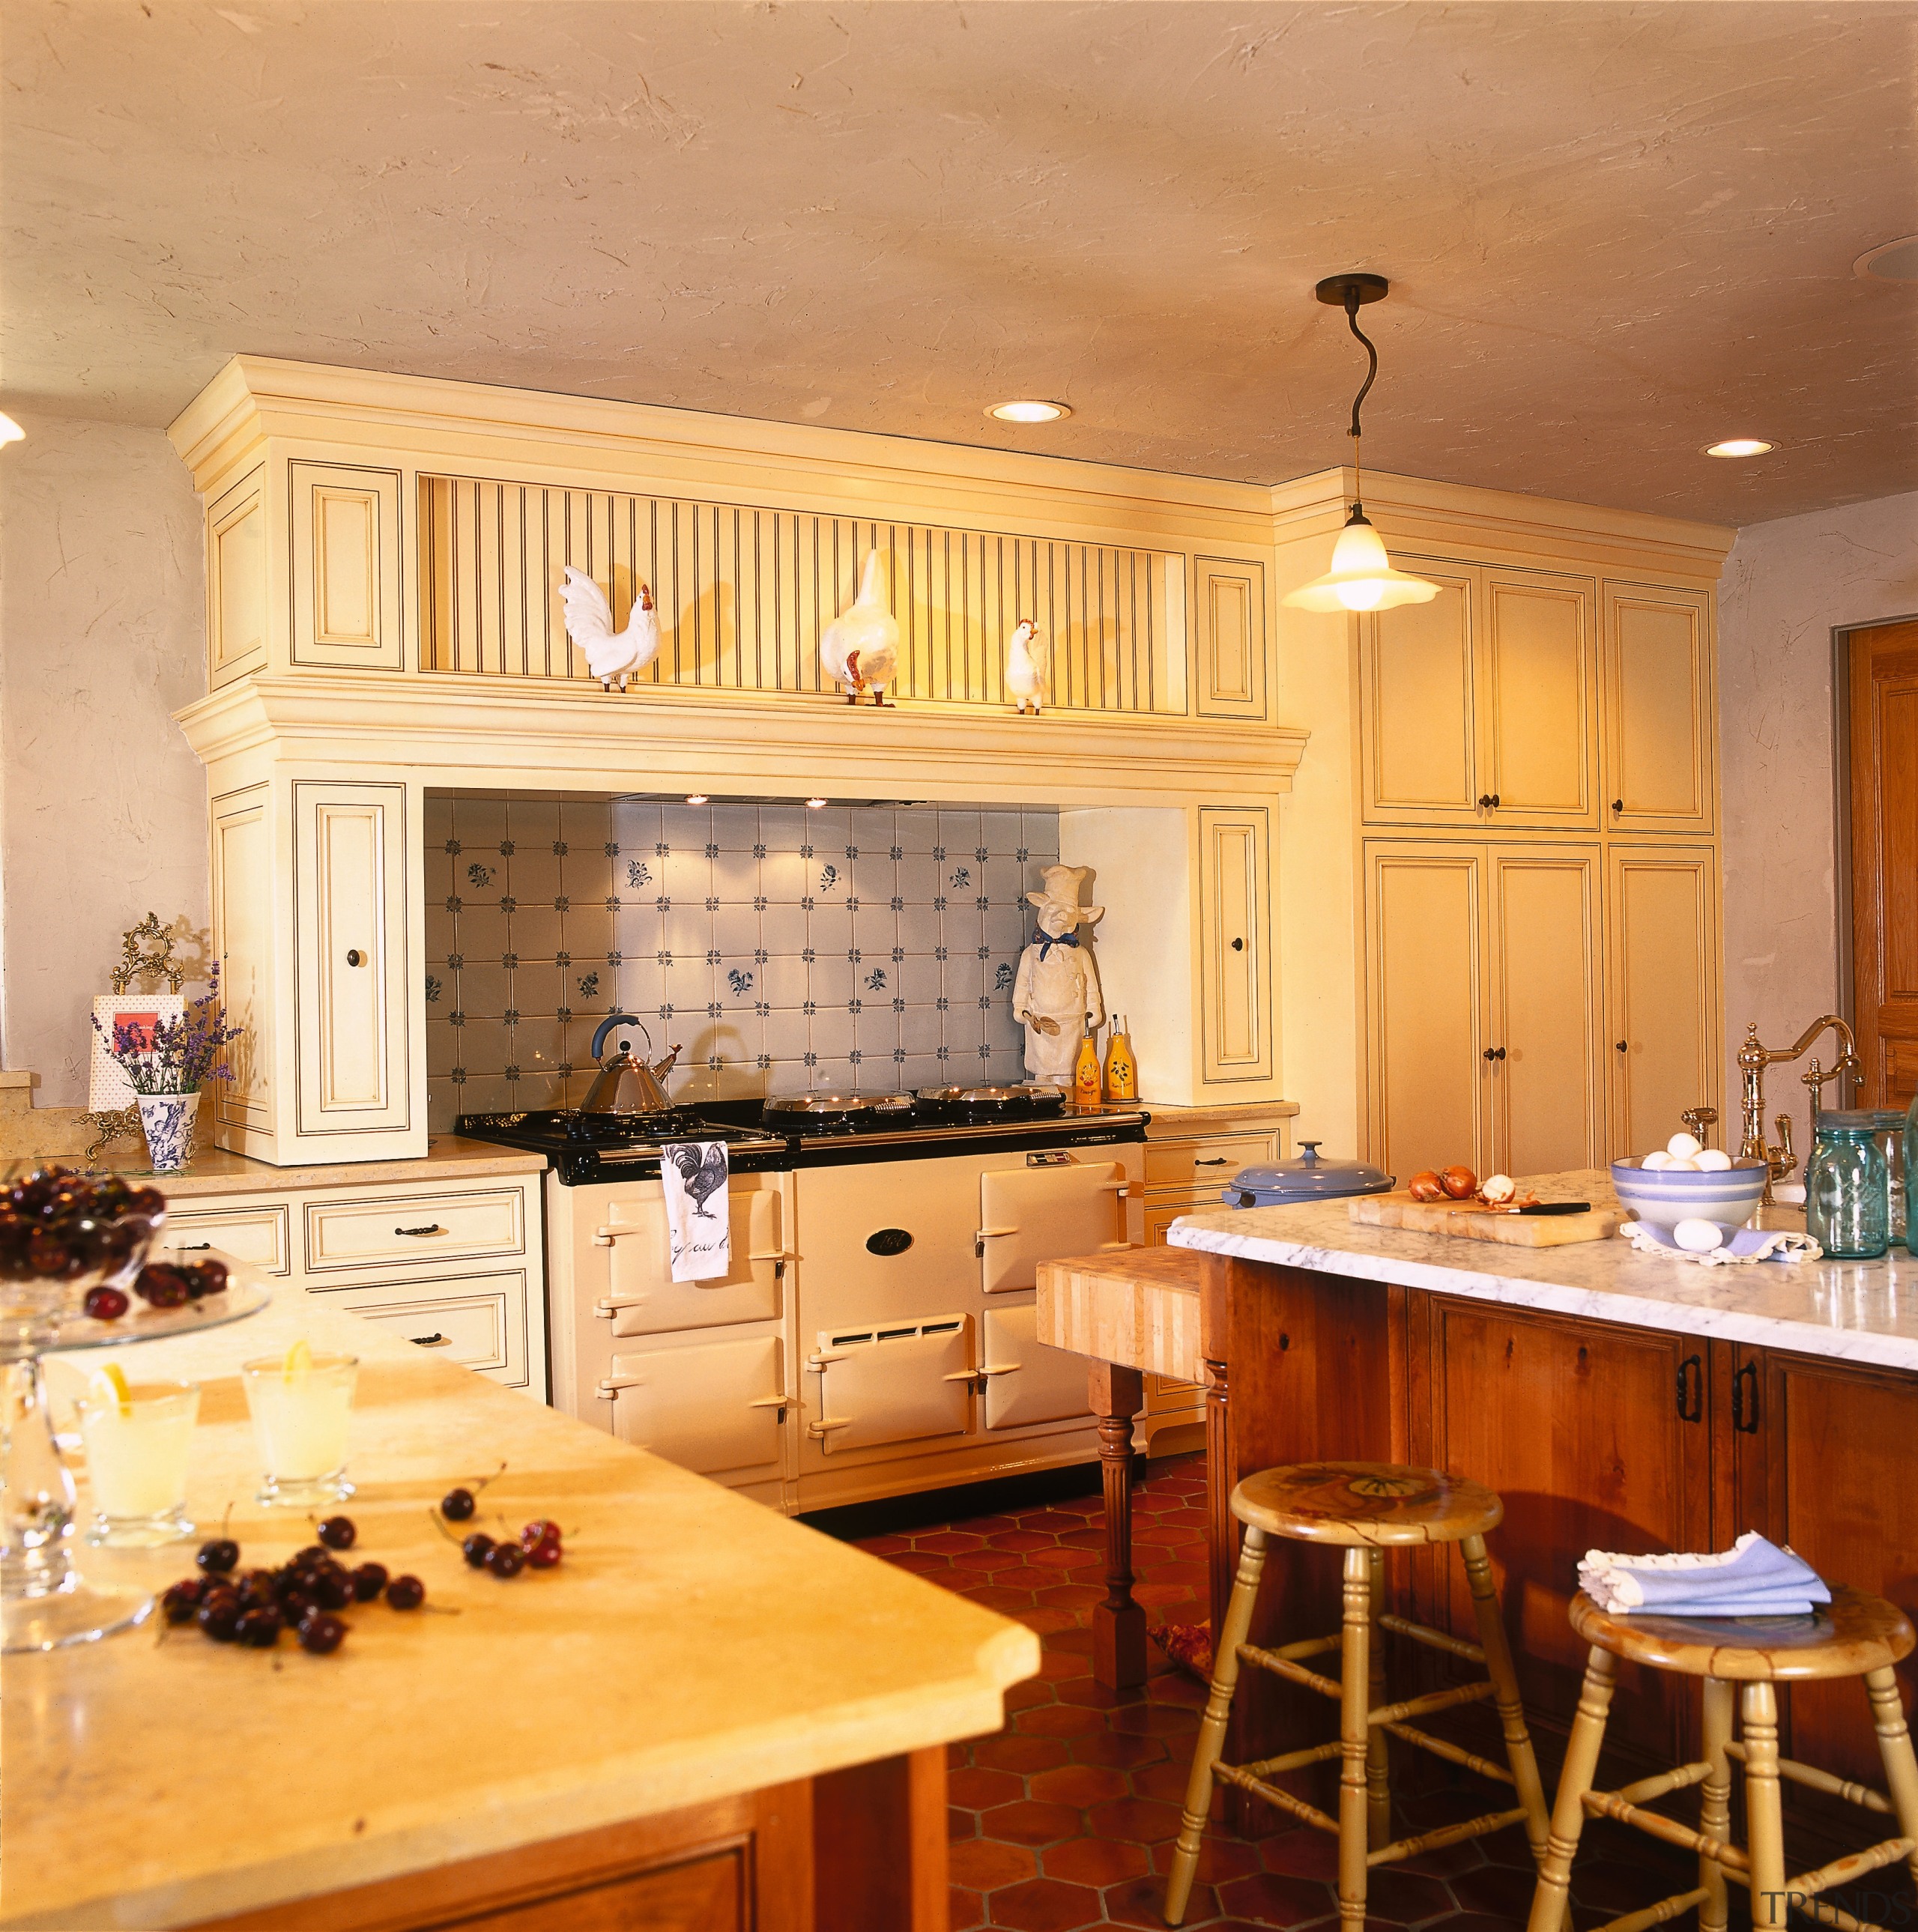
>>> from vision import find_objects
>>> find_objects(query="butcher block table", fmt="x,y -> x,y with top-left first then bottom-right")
1036,1244 -> 1203,1689
6,1289 -> 1038,1931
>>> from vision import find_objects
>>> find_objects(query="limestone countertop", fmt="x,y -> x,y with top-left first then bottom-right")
1139,1097 -> 1299,1137
82,1133 -> 549,1199
1168,1167 -> 1918,1375
5,1291 -> 1038,1930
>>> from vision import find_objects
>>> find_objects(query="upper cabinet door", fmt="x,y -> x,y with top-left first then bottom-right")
1360,566 -> 1480,825
1479,570 -> 1599,829
1602,584 -> 1715,835
1197,806 -> 1274,1083
294,781 -> 413,1138
1192,557 -> 1270,721
290,461 -> 405,670
207,469 -> 267,686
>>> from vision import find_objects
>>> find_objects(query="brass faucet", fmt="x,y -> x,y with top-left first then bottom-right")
1737,1016 -> 1863,1204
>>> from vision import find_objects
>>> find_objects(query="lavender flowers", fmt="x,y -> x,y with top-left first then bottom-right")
94,966 -> 246,1094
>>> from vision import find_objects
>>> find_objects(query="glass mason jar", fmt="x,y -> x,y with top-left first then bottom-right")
1805,1115 -> 1890,1261
1862,1109 -> 1908,1247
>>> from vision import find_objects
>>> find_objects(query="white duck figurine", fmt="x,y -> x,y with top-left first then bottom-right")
1006,618 -> 1046,715
820,552 -> 899,705
559,568 -> 662,691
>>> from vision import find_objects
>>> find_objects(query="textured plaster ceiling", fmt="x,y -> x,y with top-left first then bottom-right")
4,0 -> 1915,524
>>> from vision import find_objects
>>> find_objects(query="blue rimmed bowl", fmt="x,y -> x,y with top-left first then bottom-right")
1610,1157 -> 1769,1231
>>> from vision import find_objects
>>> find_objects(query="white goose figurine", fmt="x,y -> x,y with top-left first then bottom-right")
559,568 -> 662,691
1006,618 -> 1047,715
820,552 -> 899,705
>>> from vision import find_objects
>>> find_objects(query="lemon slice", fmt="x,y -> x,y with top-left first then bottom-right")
282,1337 -> 313,1381
90,1362 -> 133,1417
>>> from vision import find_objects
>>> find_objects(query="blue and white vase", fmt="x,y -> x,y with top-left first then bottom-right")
137,1092 -> 198,1173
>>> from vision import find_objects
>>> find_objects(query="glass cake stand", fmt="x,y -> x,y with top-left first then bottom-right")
3,1230 -> 267,1654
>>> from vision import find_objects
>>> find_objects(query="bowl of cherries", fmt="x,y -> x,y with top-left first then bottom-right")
0,1167 -> 165,1331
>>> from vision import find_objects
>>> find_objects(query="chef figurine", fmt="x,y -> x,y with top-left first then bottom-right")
1012,865 -> 1106,1088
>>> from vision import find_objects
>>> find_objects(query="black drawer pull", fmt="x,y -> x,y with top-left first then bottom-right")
175,1241 -> 212,1252
409,1332 -> 451,1348
1194,1157 -> 1231,1166
1675,1353 -> 1703,1423
1731,1360 -> 1760,1434
395,1223 -> 447,1238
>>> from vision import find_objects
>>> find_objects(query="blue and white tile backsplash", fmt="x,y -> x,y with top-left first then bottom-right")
423,794 -> 1062,1128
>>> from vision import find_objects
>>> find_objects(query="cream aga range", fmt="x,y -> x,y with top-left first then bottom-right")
458,1091 -> 1146,1512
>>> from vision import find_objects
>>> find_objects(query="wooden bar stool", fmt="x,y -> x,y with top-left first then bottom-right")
1525,1585 -> 1918,1932
1164,1460 -> 1551,1929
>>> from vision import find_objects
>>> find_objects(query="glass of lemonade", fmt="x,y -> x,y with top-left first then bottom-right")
77,1377 -> 201,1547
240,1351 -> 358,1506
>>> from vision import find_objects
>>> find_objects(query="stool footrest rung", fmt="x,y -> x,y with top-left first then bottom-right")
1367,1804 -> 1530,1868
1381,1720 -> 1515,1786
1240,1741 -> 1343,1779
1369,1679 -> 1496,1727
1784,1835 -> 1918,1901
1588,1885 -> 1711,1932
1724,1739 -> 1897,1815
1579,1787 -> 1749,1875
1608,1760 -> 1710,1808
1378,1611 -> 1486,1665
1238,1643 -> 1341,1701
1212,1759 -> 1337,1835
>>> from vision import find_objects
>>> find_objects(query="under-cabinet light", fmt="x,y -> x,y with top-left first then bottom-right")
987,400 -> 1071,424
1703,438 -> 1776,458
683,793 -> 710,806
805,797 -> 829,809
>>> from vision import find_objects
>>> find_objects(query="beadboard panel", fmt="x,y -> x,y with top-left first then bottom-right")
417,474 -> 1185,715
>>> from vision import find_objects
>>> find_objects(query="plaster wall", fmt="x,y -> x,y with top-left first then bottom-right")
0,416 -> 208,1106
1716,488 -> 1918,1153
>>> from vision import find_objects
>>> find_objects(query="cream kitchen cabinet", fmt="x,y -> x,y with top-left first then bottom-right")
1192,555 -> 1271,721
289,459 -> 406,671
1198,806 -> 1274,1083
1603,584 -> 1716,835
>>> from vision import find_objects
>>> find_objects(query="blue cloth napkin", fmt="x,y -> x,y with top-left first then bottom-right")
1579,1533 -> 1830,1617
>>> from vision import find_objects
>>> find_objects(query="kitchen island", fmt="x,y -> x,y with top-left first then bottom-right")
5,1290 -> 1037,1931
1165,1170 -> 1918,1844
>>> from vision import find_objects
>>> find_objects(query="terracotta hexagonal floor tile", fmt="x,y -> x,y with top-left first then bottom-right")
1054,1676 -> 1130,1710
1017,1606 -> 1086,1637
1029,1544 -> 1087,1569
1020,1511 -> 1094,1536
1110,1701 -> 1199,1737
1042,1833 -> 1152,1887
947,1835 -> 1038,1892
1146,1830 -> 1261,1884
951,1764 -> 1026,1811
1016,1703 -> 1105,1739
1087,1795 -> 1184,1844
981,1874 -> 1105,1931
1038,1647 -> 1093,1680
952,1545 -> 1028,1572
916,1530 -> 987,1552
995,1528 -> 1059,1552
1071,1728 -> 1170,1769
949,1882 -> 985,1931
1004,1676 -> 1056,1713
1028,1761 -> 1131,1807
1358,1866 -> 1454,1923
1099,1871 -> 1214,1926
884,1548 -> 951,1575
975,1732 -> 1073,1775
981,1797 -> 1085,1847
1217,1868 -> 1343,1925
1447,1862 -> 1540,1919
950,1804 -> 977,1840
853,1531 -> 910,1554
1258,1825 -> 1340,1879
1129,1757 -> 1199,1805
1038,1581 -> 1107,1609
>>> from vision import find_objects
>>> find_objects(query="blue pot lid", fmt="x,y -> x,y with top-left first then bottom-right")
1229,1140 -> 1394,1202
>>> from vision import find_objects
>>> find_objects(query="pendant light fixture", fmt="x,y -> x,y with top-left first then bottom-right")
1284,273 -> 1438,614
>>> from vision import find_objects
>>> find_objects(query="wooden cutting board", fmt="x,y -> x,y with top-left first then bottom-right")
1349,1191 -> 1623,1246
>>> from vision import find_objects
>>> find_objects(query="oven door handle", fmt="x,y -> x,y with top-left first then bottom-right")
976,1360 -> 1020,1377
594,1372 -> 645,1400
747,1391 -> 792,1422
806,1350 -> 850,1372
807,1416 -> 852,1440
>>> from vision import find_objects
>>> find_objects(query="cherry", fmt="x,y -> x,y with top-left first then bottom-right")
485,1542 -> 525,1579
518,1519 -> 563,1551
82,1286 -> 129,1321
197,1590 -> 243,1641
297,1611 -> 346,1655
312,1569 -> 354,1611
461,1532 -> 495,1569
525,1537 -> 562,1570
135,1263 -> 191,1309
316,1515 -> 357,1551
236,1606 -> 283,1647
162,1578 -> 207,1622
386,1575 -> 426,1611
350,1561 -> 389,1602
279,1587 -> 318,1627
441,1486 -> 476,1521
196,1537 -> 240,1574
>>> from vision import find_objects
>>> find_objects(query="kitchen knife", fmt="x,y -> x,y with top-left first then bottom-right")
1480,1201 -> 1591,1216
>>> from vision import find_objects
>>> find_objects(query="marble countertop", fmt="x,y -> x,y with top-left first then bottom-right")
1168,1169 -> 1918,1374
97,1133 -> 549,1199
7,1293 -> 1037,1930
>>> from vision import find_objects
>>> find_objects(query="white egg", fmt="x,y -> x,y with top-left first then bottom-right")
1665,1157 -> 1701,1171
1695,1148 -> 1733,1172
1673,1217 -> 1725,1253
1666,1133 -> 1702,1160
1641,1150 -> 1674,1170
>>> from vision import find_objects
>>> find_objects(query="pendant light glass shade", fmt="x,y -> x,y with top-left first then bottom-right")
1283,507 -> 1439,613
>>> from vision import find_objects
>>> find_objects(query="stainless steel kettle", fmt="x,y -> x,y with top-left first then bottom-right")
581,1014 -> 682,1115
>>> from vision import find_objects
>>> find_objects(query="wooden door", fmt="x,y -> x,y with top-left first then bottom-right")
289,460 -> 405,670
1359,564 -> 1481,825
1848,620 -> 1918,1106
294,781 -> 414,1139
1426,1297 -> 1712,1759
1364,843 -> 1488,1178
1487,847 -> 1605,1175
1606,846 -> 1719,1160
1479,569 -> 1600,829
1197,806 -> 1273,1082
1192,555 -> 1269,721
1602,583 -> 1715,834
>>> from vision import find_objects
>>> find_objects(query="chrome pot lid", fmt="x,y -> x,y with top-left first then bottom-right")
915,1084 -> 1065,1109
763,1091 -> 913,1116
1229,1140 -> 1394,1202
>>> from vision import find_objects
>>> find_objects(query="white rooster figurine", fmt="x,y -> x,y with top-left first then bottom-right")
559,567 -> 662,691
820,552 -> 899,705
1006,618 -> 1047,715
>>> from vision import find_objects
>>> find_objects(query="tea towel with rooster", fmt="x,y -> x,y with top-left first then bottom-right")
662,1141 -> 731,1283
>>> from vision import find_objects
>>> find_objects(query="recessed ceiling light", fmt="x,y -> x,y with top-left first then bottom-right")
805,796 -> 828,810
0,414 -> 22,446
683,793 -> 710,806
1857,235 -> 1918,283
1703,438 -> 1776,458
987,400 -> 1071,424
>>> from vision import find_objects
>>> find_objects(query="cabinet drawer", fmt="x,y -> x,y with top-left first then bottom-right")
1145,1133 -> 1274,1190
1148,1370 -> 1205,1409
160,1202 -> 292,1277
303,1187 -> 526,1273
331,1272 -> 529,1386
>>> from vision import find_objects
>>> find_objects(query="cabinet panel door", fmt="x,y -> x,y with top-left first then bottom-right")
601,1182 -> 785,1336
1480,571 -> 1598,827
294,781 -> 412,1136
978,1162 -> 1130,1293
211,786 -> 274,1143
290,460 -> 405,670
1606,847 -> 1718,1160
1488,847 -> 1604,1175
981,1302 -> 1093,1431
608,1333 -> 787,1480
1364,844 -> 1487,1179
208,468 -> 266,685
1197,807 -> 1273,1082
1429,1297 -> 1710,1760
1192,557 -> 1268,721
1603,584 -> 1714,833
1360,566 -> 1479,824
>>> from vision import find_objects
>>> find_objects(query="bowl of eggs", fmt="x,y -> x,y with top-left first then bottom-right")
1611,1133 -> 1769,1235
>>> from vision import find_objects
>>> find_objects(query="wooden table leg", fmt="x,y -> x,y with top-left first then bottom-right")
1089,1360 -> 1147,1689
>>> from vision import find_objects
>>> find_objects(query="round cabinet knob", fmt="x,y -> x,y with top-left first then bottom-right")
1477,794 -> 1493,810
1483,1047 -> 1497,1062
1494,1046 -> 1506,1060
1615,1040 -> 1629,1053
1611,799 -> 1624,813
346,948 -> 366,967
1230,936 -> 1244,952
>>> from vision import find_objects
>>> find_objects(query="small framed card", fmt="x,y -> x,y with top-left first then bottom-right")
89,995 -> 184,1112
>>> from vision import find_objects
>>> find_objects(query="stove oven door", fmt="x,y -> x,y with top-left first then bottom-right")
977,1160 -> 1130,1294
599,1331 -> 790,1503
980,1303 -> 1092,1432
593,1175 -> 790,1336
807,1315 -> 973,1456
